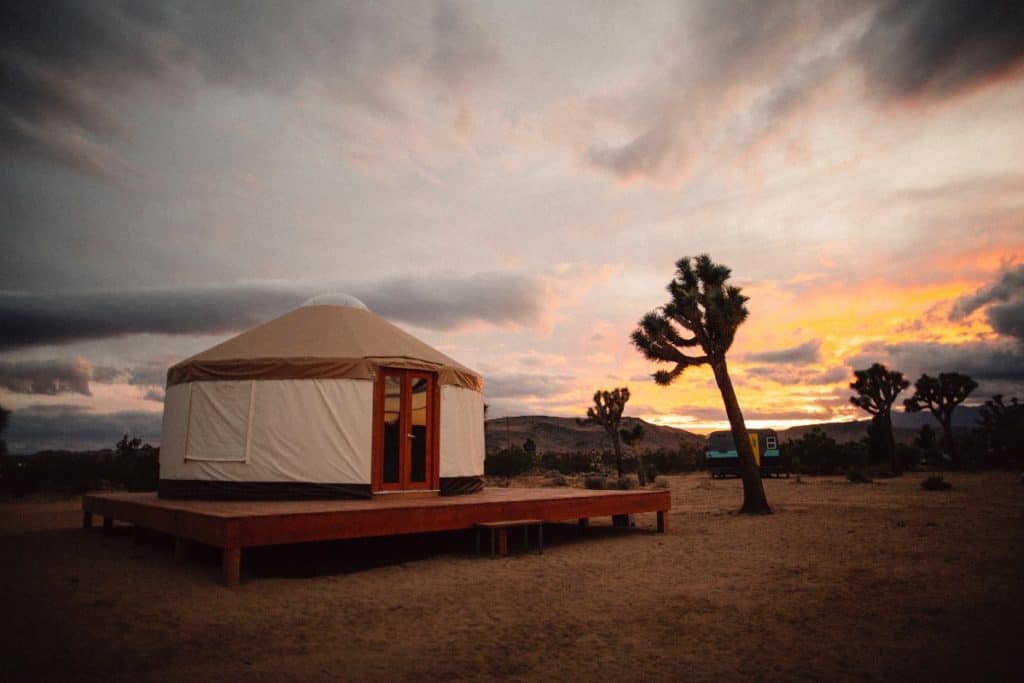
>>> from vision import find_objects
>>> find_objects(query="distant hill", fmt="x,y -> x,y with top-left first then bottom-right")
778,407 -> 982,446
777,420 -> 918,445
485,407 -> 985,455
485,415 -> 704,455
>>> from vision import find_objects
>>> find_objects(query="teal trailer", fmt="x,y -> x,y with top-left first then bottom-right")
705,429 -> 788,478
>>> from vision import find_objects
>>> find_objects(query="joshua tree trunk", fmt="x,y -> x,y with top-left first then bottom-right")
610,429 -> 624,477
712,358 -> 771,514
636,451 -> 646,486
883,412 -> 901,474
941,419 -> 959,470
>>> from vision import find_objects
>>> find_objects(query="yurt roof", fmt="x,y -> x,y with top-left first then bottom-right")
167,302 -> 482,391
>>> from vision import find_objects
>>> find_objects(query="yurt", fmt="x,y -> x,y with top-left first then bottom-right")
158,294 -> 485,499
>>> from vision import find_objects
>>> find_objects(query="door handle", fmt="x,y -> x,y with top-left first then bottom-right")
407,433 -> 415,438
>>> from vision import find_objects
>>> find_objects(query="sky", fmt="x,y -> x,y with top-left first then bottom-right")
2,0 -> 1023,452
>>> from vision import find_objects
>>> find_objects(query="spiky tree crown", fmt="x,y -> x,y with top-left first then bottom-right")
850,363 -> 909,416
631,254 -> 749,386
579,387 -> 630,435
904,372 -> 978,422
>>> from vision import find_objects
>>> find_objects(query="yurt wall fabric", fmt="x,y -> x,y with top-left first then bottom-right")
439,385 -> 485,478
161,378 -> 373,487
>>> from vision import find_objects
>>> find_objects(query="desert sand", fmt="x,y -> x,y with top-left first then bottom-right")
1,471 -> 1021,682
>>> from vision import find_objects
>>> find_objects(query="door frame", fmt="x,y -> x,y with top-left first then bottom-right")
371,368 -> 440,492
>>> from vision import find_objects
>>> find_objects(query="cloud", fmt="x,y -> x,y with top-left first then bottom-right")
0,357 -> 92,395
847,340 -> 1024,396
745,340 -> 822,364
856,0 -> 1024,100
143,388 -> 165,403
360,271 -> 545,331
0,270 -> 564,350
744,364 -> 849,386
0,284 -> 303,350
0,1 -> 499,175
587,122 -> 692,182
4,405 -> 162,453
483,372 -> 575,400
951,264 -> 1024,341
582,0 -> 1024,183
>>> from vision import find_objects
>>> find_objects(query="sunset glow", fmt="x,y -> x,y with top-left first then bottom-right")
2,1 -> 1023,451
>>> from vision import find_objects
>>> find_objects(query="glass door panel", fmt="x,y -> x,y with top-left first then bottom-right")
375,369 -> 436,491
408,375 -> 430,484
382,374 -> 402,484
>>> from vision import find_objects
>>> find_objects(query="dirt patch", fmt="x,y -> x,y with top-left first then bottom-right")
1,472 -> 1021,681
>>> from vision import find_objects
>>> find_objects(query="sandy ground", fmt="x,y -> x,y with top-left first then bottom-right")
1,471 -> 1021,682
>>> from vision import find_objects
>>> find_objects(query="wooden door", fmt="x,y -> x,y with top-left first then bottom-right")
373,369 -> 439,492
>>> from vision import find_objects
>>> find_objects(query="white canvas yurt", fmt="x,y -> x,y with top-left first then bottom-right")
158,295 -> 485,499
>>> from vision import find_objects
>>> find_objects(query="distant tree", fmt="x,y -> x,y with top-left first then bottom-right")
904,373 -> 978,470
620,422 -> 646,485
850,363 -> 909,475
631,254 -> 770,514
784,428 -> 839,476
0,402 -> 9,456
914,424 -> 939,466
116,434 -> 142,456
976,395 -> 1024,468
578,387 -> 630,477
522,437 -> 537,456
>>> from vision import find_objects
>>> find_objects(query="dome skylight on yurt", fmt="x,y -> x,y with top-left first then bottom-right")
300,292 -> 370,311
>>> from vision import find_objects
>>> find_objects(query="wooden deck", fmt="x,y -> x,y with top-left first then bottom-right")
82,487 -> 671,585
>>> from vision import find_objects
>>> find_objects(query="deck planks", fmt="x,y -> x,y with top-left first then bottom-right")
82,487 -> 671,585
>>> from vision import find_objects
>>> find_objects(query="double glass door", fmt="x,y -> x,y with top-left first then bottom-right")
374,369 -> 437,491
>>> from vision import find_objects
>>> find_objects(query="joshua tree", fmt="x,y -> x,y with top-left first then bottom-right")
579,387 -> 630,477
850,363 -> 909,475
975,395 -> 1023,468
620,422 -> 646,485
631,254 -> 770,514
0,402 -> 8,456
904,372 -> 977,470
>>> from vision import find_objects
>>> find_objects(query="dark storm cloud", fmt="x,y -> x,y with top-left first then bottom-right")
585,0 -> 1024,181
856,0 -> 1024,100
0,284 -> 306,350
951,264 -> 1024,341
358,272 -> 544,332
0,271 -> 548,349
0,357 -> 92,395
483,372 -> 575,399
0,1 -> 498,174
745,340 -> 822,364
848,340 -> 1024,388
4,405 -> 162,453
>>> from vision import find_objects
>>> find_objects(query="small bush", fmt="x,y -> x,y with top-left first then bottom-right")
921,476 -> 952,491
845,466 -> 872,484
616,475 -> 637,490
584,475 -> 606,490
484,447 -> 534,477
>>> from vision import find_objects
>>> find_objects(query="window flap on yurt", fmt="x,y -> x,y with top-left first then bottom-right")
185,381 -> 254,462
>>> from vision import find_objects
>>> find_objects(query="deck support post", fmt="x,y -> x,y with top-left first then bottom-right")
657,510 -> 668,533
222,546 -> 241,586
82,511 -> 93,529
577,517 -> 589,534
174,538 -> 191,564
102,516 -> 113,535
496,528 -> 509,556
